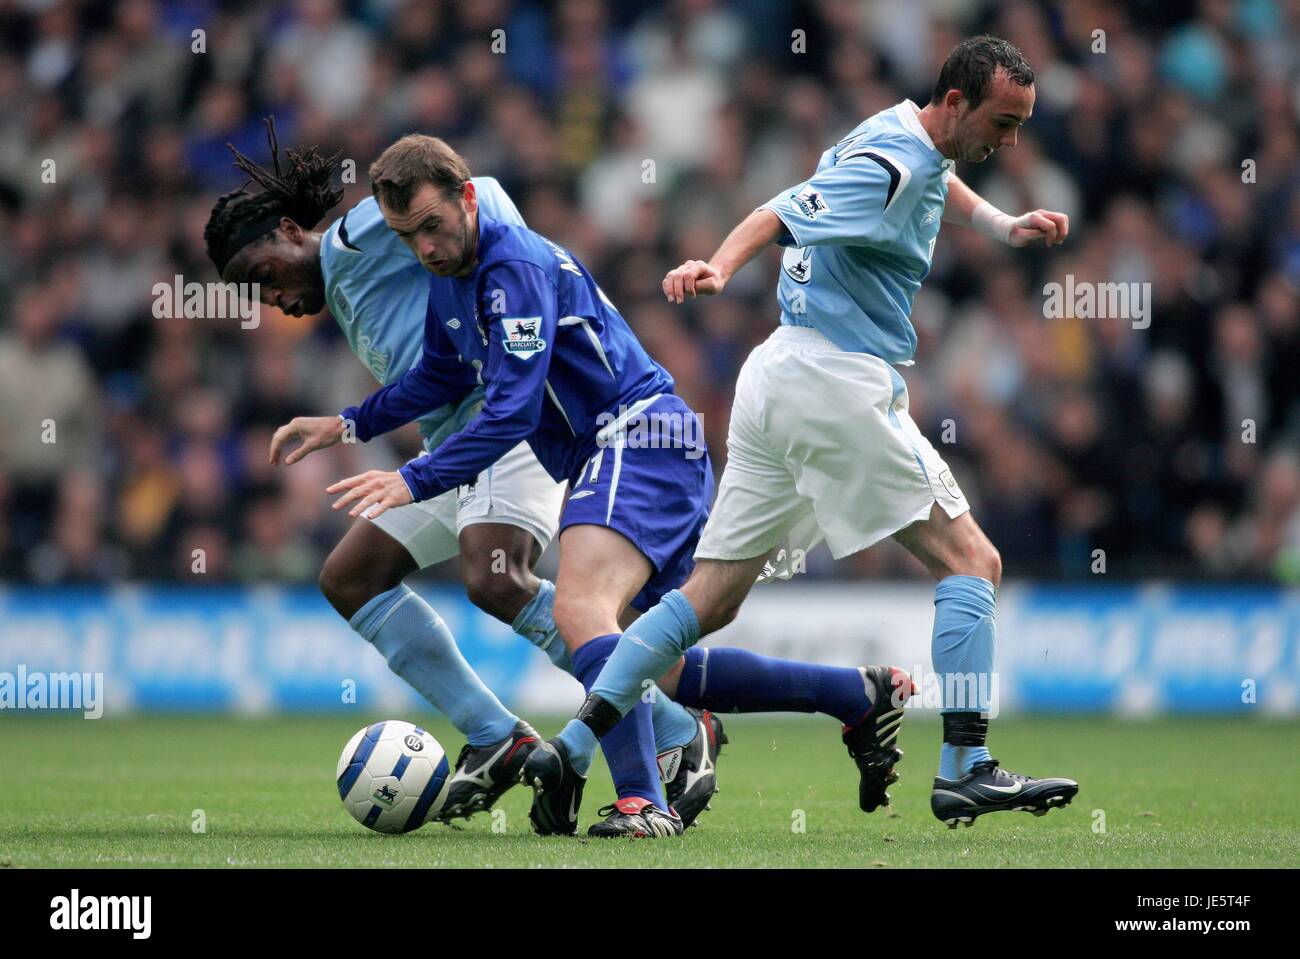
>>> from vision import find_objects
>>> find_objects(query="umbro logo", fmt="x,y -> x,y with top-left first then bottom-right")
568,490 -> 596,500
922,207 -> 940,225
446,318 -> 461,329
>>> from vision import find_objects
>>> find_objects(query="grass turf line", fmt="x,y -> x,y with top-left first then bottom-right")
1,714 -> 1296,868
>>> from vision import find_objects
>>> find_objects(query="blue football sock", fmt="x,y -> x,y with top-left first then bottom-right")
932,575 -> 997,779
511,579 -> 572,671
512,580 -> 695,754
350,584 -> 518,747
555,634 -> 664,805
675,646 -> 874,726
589,590 -> 700,715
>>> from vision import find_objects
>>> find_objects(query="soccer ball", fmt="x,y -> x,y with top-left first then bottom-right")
336,720 -> 451,834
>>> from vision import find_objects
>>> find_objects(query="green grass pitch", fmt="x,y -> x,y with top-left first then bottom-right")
2,714 -> 1296,868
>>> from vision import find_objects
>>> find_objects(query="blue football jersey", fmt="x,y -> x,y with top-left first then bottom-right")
341,213 -> 677,502
760,100 -> 956,364
319,177 -> 525,450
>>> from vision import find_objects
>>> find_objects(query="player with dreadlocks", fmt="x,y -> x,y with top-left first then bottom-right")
272,129 -> 928,839
204,119 -> 726,825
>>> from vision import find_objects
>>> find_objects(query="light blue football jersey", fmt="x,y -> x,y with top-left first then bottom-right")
319,177 -> 525,450
760,100 -> 956,364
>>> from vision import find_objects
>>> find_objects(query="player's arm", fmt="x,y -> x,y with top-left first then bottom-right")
663,208 -> 784,303
666,152 -> 916,301
944,172 -> 1069,248
269,315 -> 472,466
337,334 -> 472,443
328,261 -> 556,516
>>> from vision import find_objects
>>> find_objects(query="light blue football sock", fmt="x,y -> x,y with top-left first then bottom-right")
350,584 -> 518,747
649,690 -> 699,755
592,590 -> 700,714
554,635 -> 663,804
514,580 -> 696,754
555,718 -> 600,776
932,575 -> 997,779
511,579 -> 572,671
556,589 -> 701,772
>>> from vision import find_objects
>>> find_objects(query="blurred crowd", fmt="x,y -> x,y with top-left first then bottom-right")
1,0 -> 1298,585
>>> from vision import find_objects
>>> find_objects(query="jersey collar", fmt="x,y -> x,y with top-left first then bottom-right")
894,99 -> 954,170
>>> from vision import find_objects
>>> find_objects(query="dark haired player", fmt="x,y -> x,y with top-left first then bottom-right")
534,36 -> 1080,829
204,122 -> 727,825
283,133 -> 919,837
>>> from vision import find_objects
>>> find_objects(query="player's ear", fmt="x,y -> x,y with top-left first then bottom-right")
461,180 -> 478,215
279,217 -> 304,244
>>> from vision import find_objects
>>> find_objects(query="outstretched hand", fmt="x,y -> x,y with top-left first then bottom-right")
326,470 -> 413,519
270,415 -> 347,465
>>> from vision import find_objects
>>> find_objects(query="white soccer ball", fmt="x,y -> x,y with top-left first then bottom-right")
336,720 -> 451,834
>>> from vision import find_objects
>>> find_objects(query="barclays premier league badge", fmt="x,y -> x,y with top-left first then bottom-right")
501,316 -> 547,358
790,187 -> 830,220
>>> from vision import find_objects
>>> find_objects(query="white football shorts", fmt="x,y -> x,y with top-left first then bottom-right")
369,440 -> 564,569
696,325 -> 969,568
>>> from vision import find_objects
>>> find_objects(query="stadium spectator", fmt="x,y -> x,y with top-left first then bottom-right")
0,0 -> 1295,584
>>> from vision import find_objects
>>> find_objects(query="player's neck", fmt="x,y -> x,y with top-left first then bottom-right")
305,233 -> 326,318
916,103 -> 958,160
453,211 -> 480,278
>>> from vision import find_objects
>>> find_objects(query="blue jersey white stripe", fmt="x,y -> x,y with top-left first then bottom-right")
342,214 -> 677,501
320,178 -> 526,451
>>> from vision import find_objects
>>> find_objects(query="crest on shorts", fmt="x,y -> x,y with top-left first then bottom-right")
501,317 -> 547,358
789,187 -> 831,220
939,469 -> 963,499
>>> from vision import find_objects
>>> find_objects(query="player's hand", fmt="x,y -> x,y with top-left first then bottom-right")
326,469 -> 413,519
663,260 -> 725,303
1008,209 -> 1069,248
269,416 -> 346,466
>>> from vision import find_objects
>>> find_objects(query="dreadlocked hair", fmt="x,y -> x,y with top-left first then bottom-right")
204,116 -> 344,276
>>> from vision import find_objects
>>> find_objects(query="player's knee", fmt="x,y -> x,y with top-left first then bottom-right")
699,599 -> 743,635
965,539 -> 1001,588
984,544 -> 1003,588
319,562 -> 365,620
462,560 -> 527,622
551,595 -> 584,651
319,551 -> 398,621
552,592 -> 612,652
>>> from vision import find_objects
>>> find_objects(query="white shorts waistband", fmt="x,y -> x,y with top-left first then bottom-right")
767,324 -> 844,351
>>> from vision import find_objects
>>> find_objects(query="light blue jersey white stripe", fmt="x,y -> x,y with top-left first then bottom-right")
760,100 -> 955,365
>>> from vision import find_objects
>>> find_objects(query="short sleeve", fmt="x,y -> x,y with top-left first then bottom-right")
760,150 -> 917,248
